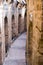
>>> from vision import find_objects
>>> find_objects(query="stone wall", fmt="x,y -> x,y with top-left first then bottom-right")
26,0 -> 43,65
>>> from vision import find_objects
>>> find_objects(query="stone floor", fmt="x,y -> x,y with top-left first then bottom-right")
3,32 -> 26,65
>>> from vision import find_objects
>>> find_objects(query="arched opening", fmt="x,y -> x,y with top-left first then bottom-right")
4,16 -> 8,53
18,14 -> 21,33
12,15 -> 15,39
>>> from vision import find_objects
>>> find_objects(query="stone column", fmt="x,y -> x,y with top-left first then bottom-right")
3,2 -> 12,51
12,2 -> 17,38
14,7 -> 19,36
8,4 -> 12,45
0,4 -> 5,65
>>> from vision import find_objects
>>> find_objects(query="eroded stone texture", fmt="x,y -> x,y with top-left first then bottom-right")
26,0 -> 43,65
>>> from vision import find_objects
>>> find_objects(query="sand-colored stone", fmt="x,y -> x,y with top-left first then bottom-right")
26,0 -> 43,65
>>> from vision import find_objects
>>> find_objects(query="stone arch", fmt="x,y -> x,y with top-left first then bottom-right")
12,14 -> 15,39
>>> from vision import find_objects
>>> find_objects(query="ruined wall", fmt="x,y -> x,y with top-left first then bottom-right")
26,0 -> 43,65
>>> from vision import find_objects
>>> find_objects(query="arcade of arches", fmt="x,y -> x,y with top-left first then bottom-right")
0,0 -> 43,65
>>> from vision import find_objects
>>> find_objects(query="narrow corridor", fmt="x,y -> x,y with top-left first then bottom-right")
3,32 -> 26,65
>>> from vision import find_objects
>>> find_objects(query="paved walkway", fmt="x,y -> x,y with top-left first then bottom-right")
3,32 -> 26,65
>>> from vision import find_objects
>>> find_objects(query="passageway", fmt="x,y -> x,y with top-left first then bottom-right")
0,0 -> 43,65
3,32 -> 26,65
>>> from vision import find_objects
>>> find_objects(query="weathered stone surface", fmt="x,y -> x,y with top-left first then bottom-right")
26,0 -> 43,65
